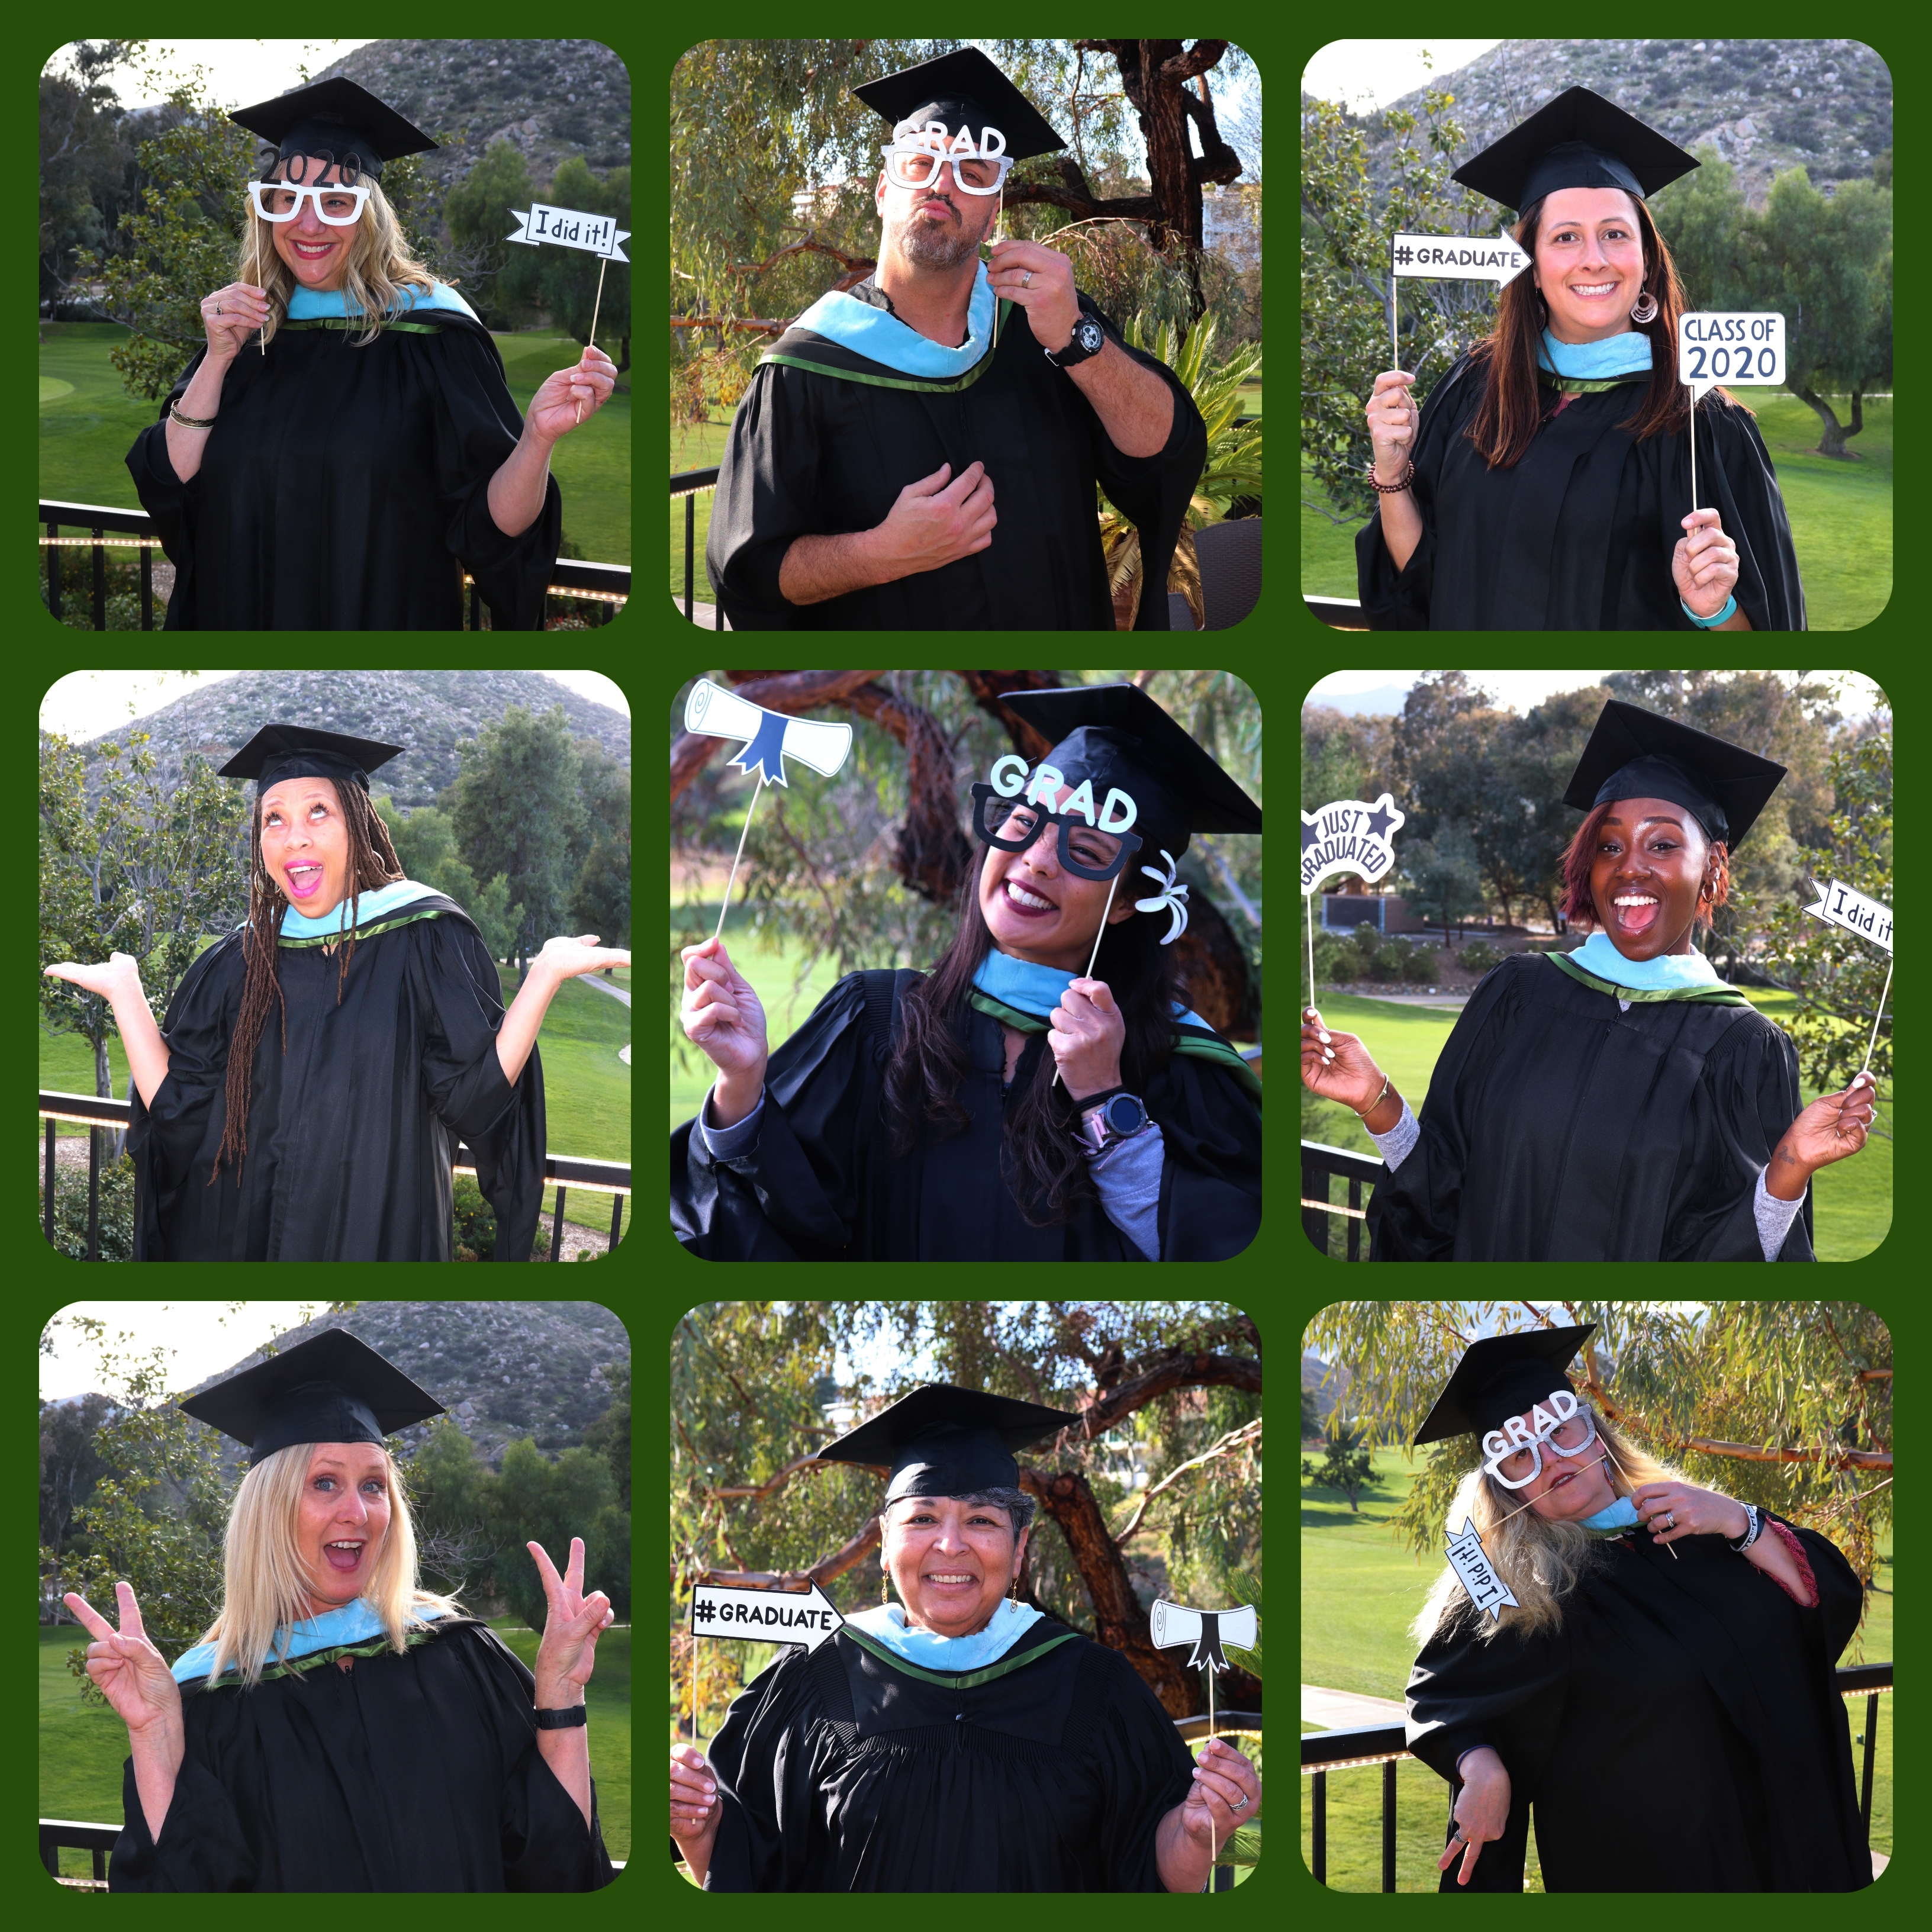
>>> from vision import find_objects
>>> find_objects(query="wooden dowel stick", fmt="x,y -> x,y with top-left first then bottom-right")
1860,957 -> 1892,1078
1049,869 -> 1122,1089
713,777 -> 765,943
576,253 -> 609,426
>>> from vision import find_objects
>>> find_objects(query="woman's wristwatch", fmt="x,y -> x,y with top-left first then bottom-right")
1077,1088 -> 1149,1153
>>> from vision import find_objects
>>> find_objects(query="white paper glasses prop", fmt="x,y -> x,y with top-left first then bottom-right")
506,202 -> 632,422
686,1582 -> 846,1747
1150,1598 -> 1258,1886
1479,1387 -> 1595,1489
1676,313 -> 1785,521
1299,792 -> 1406,1020
1805,875 -> 1894,1083
684,680 -> 855,943
882,120 -> 1013,194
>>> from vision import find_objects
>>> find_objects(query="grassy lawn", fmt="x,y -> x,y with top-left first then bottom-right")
1301,391 -> 1891,631
40,321 -> 629,569
40,1620 -> 630,1874
1302,990 -> 1891,1261
1302,1449 -> 1892,1888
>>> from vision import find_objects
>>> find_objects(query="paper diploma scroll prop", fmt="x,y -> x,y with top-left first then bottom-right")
506,202 -> 631,423
1151,1599 -> 1257,1884
1444,1517 -> 1522,1623
1806,876 -> 1894,1080
1388,230 -> 1531,373
1677,312 -> 1785,520
1300,792 -> 1406,1015
687,1583 -> 846,1746
684,680 -> 855,941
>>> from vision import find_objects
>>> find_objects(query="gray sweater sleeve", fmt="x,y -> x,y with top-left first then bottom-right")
698,1084 -> 764,1158
1087,1124 -> 1165,1260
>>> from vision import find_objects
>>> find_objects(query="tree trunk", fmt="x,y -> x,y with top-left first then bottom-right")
1847,391 -> 1865,439
1168,891 -> 1257,1036
1797,385 -> 1853,456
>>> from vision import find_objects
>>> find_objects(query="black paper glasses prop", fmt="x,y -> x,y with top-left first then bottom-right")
970,784 -> 1141,883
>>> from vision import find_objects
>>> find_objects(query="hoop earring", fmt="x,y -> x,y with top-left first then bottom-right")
1630,288 -> 1659,325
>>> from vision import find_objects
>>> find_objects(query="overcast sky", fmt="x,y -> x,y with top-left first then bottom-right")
44,40 -> 376,113
41,1302 -> 323,1403
1302,39 -> 1503,115
1307,669 -> 1888,720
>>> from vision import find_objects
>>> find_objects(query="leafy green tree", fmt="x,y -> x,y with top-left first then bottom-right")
40,41 -> 139,305
397,1418 -> 503,1600
1398,824 -> 1486,944
1650,146 -> 1757,311
373,794 -> 520,958
540,156 -> 630,370
582,1361 -> 631,1507
442,137 -> 544,327
571,749 -> 631,950
1301,1383 -> 1321,1443
488,1440 -> 626,1624
41,1392 -> 121,1555
1302,1425 -> 1376,1513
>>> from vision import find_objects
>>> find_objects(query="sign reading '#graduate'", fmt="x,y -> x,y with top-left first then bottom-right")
690,1582 -> 845,1652
1445,1516 -> 1521,1623
505,202 -> 630,261
1150,1598 -> 1257,1673
1391,230 -> 1531,289
1301,793 -> 1406,894
1806,877 -> 1892,952
1677,312 -> 1785,400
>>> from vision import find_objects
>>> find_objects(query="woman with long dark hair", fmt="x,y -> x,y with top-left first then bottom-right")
43,724 -> 629,1260
672,684 -> 1262,1261
1355,87 -> 1806,631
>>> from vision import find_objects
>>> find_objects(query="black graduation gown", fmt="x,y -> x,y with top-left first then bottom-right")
1367,954 -> 1814,1261
127,310 -> 562,630
109,1618 -> 613,1892
128,897 -> 545,1261
704,285 -> 1206,630
1405,1519 -> 1870,1891
1355,351 -> 1807,630
670,970 -> 1262,1261
700,1620 -> 1196,1891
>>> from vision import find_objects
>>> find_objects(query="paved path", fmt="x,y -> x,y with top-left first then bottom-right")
1303,1684 -> 1407,1729
582,974 -> 630,1007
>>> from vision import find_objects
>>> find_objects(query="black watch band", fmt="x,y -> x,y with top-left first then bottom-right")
534,1704 -> 588,1729
1045,314 -> 1107,368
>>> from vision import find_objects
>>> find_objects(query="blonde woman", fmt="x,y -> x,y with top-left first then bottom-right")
60,1331 -> 618,1891
1400,1327 -> 1869,1894
125,76 -> 617,631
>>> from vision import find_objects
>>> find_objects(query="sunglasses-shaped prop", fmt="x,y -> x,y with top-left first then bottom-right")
249,181 -> 372,226
972,752 -> 1141,881
1481,1388 -> 1597,1490
883,121 -> 1013,195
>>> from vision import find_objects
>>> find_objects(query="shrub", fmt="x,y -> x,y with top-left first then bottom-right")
40,1149 -> 137,1261
1370,939 -> 1428,981
1458,940 -> 1504,973
451,1173 -> 550,1260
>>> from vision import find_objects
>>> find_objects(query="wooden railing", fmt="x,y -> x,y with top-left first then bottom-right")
1302,1139 -> 1383,1259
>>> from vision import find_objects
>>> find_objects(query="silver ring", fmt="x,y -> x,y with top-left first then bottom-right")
1663,1512 -> 1676,1529
1230,1792 -> 1248,1811
1021,269 -> 1033,288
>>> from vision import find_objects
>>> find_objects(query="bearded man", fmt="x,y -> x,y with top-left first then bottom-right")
704,49 -> 1206,631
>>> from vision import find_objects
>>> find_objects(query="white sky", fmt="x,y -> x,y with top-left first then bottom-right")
44,41 -> 378,113
1308,669 -> 1888,719
41,1302 -> 324,1403
39,671 -> 629,745
1302,39 -> 1503,114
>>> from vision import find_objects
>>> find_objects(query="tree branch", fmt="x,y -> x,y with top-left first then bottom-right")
1682,1436 -> 1891,1471
668,315 -> 788,334
1160,39 -> 1228,82
1113,1418 -> 1261,1546
688,1510 -> 885,1593
1080,1350 -> 1262,1439
703,1452 -> 853,1502
732,231 -> 876,285
1192,833 -> 1261,929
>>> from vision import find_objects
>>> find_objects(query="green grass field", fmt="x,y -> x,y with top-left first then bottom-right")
1302,1448 -> 1893,1888
1302,988 -> 1892,1260
40,1619 -> 630,1875
1302,391 -> 1892,631
40,321 -> 629,568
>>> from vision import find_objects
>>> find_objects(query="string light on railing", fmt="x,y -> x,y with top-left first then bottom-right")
39,536 -> 165,549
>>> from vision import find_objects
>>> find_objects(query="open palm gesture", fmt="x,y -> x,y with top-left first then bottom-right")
63,1582 -> 182,1736
537,934 -> 632,982
529,1537 -> 614,1700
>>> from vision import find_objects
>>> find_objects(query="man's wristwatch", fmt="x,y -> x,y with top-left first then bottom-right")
1079,1090 -> 1148,1152
1044,314 -> 1107,368
535,1704 -> 588,1729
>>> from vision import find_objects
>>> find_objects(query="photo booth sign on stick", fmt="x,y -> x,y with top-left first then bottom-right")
1151,1598 -> 1258,1885
1676,313 -> 1785,514
684,680 -> 854,941
1444,1516 -> 1521,1623
1301,793 -> 1406,1011
507,202 -> 631,420
1388,230 -> 1531,368
1805,875 -> 1894,1078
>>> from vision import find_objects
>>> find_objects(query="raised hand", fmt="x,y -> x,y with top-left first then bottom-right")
1048,977 -> 1125,1099
527,1537 -> 614,1701
1300,1007 -> 1387,1115
199,281 -> 271,363
1672,508 -> 1741,619
536,933 -> 632,981
670,1742 -> 722,1846
679,937 -> 769,1084
527,346 -> 619,444
63,1582 -> 183,1736
44,952 -> 144,1004
1178,1737 -> 1262,1850
1365,369 -> 1418,475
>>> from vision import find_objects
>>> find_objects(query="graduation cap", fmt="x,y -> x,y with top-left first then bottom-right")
818,1383 -> 1080,1504
1452,85 -> 1698,214
1414,1325 -> 1598,1447
179,1329 -> 445,1464
219,724 -> 406,797
853,47 -> 1066,162
1562,699 -> 1786,852
230,76 -> 437,182
1000,683 -> 1263,862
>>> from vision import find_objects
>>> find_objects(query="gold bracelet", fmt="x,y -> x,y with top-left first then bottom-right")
169,403 -> 218,430
1354,1076 -> 1392,1119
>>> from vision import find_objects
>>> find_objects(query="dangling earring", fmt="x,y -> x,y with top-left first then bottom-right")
881,1567 -> 890,1606
1630,288 -> 1659,325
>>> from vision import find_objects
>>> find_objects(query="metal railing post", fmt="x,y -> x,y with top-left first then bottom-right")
141,543 -> 153,630
685,494 -> 695,621
1382,1758 -> 1397,1891
86,1127 -> 101,1262
608,1191 -> 624,1252
92,530 -> 107,629
1862,1690 -> 1878,1833
47,519 -> 62,619
44,1118 -> 56,1244
550,1186 -> 567,1260
1348,1174 -> 1363,1260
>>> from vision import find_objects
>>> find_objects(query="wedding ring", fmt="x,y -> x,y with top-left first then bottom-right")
1663,1511 -> 1676,1529
1231,1792 -> 1248,1811
1021,269 -> 1033,288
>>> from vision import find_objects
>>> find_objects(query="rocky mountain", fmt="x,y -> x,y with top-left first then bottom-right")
184,1300 -> 630,1473
1328,39 -> 1891,208
75,669 -> 629,811
309,38 -> 630,194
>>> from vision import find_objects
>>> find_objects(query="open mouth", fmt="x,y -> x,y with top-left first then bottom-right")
323,1540 -> 365,1574
285,862 -> 325,900
1002,877 -> 1057,919
1611,892 -> 1661,936
291,239 -> 337,263
1569,281 -> 1619,300
923,1572 -> 980,1590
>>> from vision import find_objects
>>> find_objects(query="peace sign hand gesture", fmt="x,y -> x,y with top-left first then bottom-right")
528,1537 -> 615,1704
63,1582 -> 183,1737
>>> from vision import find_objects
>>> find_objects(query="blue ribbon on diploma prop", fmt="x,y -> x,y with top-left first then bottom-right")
1301,792 -> 1406,1012
1805,875 -> 1894,1080
1444,1516 -> 1522,1623
507,202 -> 631,420
684,680 -> 855,941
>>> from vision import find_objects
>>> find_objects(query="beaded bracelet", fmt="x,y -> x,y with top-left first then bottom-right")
1365,458 -> 1415,495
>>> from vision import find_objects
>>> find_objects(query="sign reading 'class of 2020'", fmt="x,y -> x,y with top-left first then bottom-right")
1677,313 -> 1785,400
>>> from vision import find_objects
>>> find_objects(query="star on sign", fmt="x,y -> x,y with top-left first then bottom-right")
1302,816 -> 1322,853
1363,803 -> 1398,841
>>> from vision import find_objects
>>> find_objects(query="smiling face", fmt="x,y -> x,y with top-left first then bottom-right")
260,775 -> 353,916
295,1441 -> 391,1615
877,160 -> 1003,273
264,162 -> 362,293
1500,1402 -> 1619,1524
883,1496 -> 1028,1637
1532,188 -> 1649,343
977,785 -> 1138,972
1589,794 -> 1713,961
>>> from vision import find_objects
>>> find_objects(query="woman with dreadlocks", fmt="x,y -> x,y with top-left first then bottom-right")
43,726 -> 630,1260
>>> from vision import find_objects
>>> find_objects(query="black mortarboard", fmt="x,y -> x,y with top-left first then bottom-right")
853,47 -> 1066,162
1000,684 -> 1263,861
1562,699 -> 1786,852
1452,85 -> 1698,214
179,1329 -> 445,1465
818,1383 -> 1080,1503
230,77 -> 437,182
1415,1325 -> 1598,1446
218,724 -> 406,797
